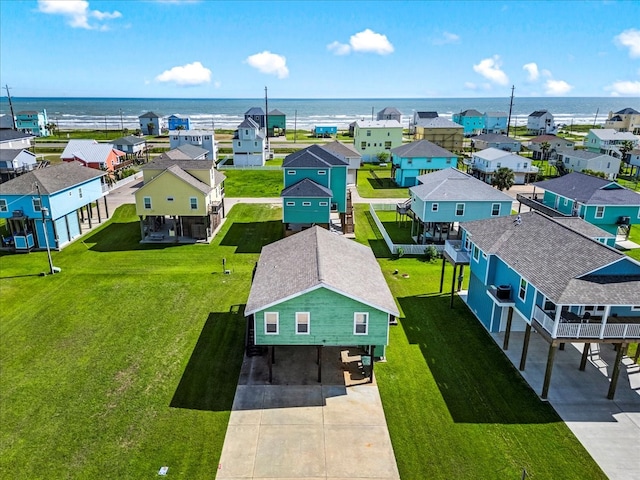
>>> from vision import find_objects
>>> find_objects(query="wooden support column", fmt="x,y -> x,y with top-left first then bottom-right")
519,323 -> 531,371
449,264 -> 457,309
139,217 -> 145,239
503,307 -> 514,350
317,346 -> 322,383
439,256 -> 446,293
87,205 -> 92,228
579,343 -> 590,371
457,264 -> 465,292
96,201 -> 102,223
104,196 -> 109,218
64,216 -> 71,241
541,343 -> 558,399
634,346 -> 640,363
607,343 -> 627,400
268,346 -> 273,383
369,345 -> 375,383
272,345 -> 276,364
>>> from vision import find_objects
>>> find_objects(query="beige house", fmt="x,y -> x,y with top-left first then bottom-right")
414,117 -> 463,152
604,108 -> 640,135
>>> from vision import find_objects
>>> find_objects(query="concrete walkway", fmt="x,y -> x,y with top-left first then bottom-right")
216,346 -> 400,480
491,331 -> 640,480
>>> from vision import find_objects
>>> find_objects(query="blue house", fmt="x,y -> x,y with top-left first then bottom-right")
281,145 -> 350,233
167,114 -> 191,131
483,111 -> 508,134
313,125 -> 338,138
528,172 -> 640,239
391,140 -> 458,187
407,167 -> 513,243
452,109 -> 485,136
0,162 -> 107,251
456,211 -> 640,399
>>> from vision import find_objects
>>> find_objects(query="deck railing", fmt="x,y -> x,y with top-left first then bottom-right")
444,240 -> 470,264
533,305 -> 640,340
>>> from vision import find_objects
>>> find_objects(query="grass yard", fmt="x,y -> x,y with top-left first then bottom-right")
357,165 -> 411,199
374,209 -> 415,244
0,203 -> 282,479
222,169 -> 282,197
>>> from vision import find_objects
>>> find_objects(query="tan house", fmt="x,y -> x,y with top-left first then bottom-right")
604,108 -> 640,135
414,117 -> 463,152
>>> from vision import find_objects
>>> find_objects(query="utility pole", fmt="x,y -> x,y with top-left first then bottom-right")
264,86 -> 270,151
294,109 -> 297,144
371,106 -> 374,121
592,108 -> 599,129
119,108 -> 124,135
506,85 -> 515,137
4,84 -> 17,130
35,183 -> 55,275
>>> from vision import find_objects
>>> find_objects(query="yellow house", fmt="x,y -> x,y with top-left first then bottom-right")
134,158 -> 225,243
414,117 -> 463,152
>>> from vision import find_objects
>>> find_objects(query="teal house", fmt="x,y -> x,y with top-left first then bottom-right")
267,109 -> 286,137
452,109 -> 485,136
245,226 -> 400,380
281,145 -> 349,232
15,110 -> 49,137
530,172 -> 640,239
391,140 -> 458,187
457,211 -> 640,399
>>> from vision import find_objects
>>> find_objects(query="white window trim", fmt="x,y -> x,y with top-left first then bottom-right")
491,203 -> 500,216
318,170 -> 327,175
354,312 -> 369,335
287,170 -> 296,175
302,201 -> 311,206
519,278 -> 528,301
455,203 -> 465,217
32,197 -> 42,212
190,197 -> 198,210
264,312 -> 279,335
143,197 -> 152,209
319,201 -> 328,206
431,203 -> 439,212
295,312 -> 310,335
473,245 -> 480,261
595,206 -> 605,219
0,199 -> 7,212
631,306 -> 640,311
286,201 -> 295,206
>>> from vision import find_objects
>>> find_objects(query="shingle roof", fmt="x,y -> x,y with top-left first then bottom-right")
460,211 -> 640,304
112,135 -> 146,146
528,134 -> 563,143
378,106 -> 402,115
16,110 -> 39,115
529,110 -> 549,117
0,149 -> 32,162
163,144 -> 209,160
416,111 -> 438,119
139,111 -> 160,118
472,147 -> 519,162
533,172 -> 640,205
141,161 -> 225,188
283,144 -> 348,168
556,149 -> 615,160
391,139 -> 456,158
245,226 -> 399,316
615,108 -> 639,115
163,165 -> 212,194
238,117 -> 260,129
245,107 -> 265,116
410,167 -> 513,202
484,111 -> 507,117
60,140 -> 124,164
474,133 -> 519,143
268,109 -> 286,116
552,217 -> 615,239
418,117 -> 462,129
281,178 -> 333,198
589,129 -> 638,141
0,161 -> 104,195
0,130 -> 34,142
320,141 -> 361,159
459,109 -> 482,117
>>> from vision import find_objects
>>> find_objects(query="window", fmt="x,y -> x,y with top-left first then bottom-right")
455,203 -> 465,216
296,312 -> 310,334
0,199 -> 7,212
254,142 -> 257,147
564,198 -> 569,206
360,142 -> 366,149
595,206 -> 605,219
354,312 -> 368,335
407,159 -> 413,165
519,278 -> 527,300
385,141 -> 391,148
167,197 -> 174,202
302,202 -> 311,206
319,201 -> 328,206
287,170 -> 296,175
496,162 -> 501,168
524,162 -> 528,168
190,198 -> 198,210
473,245 -> 480,261
446,158 -> 452,164
286,201 -> 295,206
431,203 -> 439,212
237,142 -> 241,147
491,203 -> 500,216
464,236 -> 471,251
245,130 -> 249,135
32,197 -> 42,212
204,136 -> 210,140
78,188 -> 83,198
143,197 -> 152,209
366,130 -> 371,136
264,312 -> 279,334
318,170 -> 327,175
631,306 -> 640,311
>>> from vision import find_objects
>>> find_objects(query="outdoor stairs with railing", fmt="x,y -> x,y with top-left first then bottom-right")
245,318 -> 267,357
342,190 -> 354,234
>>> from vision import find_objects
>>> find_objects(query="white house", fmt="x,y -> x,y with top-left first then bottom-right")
585,129 -> 639,158
353,119 -> 403,162
321,141 -> 362,185
0,149 -> 38,179
554,149 -> 621,180
471,147 -> 538,185
232,118 -> 266,167
527,110 -> 556,135
169,129 -> 217,160
0,130 -> 33,150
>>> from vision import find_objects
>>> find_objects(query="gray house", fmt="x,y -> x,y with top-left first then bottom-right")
138,112 -> 162,136
472,133 -> 521,152
377,106 -> 402,123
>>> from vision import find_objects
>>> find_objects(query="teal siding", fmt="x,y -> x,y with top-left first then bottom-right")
590,258 -> 640,276
392,155 -> 457,187
283,198 -> 331,224
467,272 -> 494,331
254,287 -> 390,353
283,166 -> 347,214
415,200 -> 512,223
284,168 -> 330,189
329,166 -> 347,212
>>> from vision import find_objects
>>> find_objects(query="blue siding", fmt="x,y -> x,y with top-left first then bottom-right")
467,272 -> 494,331
419,201 -> 512,224
590,258 -> 640,276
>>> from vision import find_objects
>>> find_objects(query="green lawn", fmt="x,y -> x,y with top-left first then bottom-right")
352,205 -> 606,479
0,203 -> 282,479
222,169 -> 282,197
357,165 -> 410,199
374,209 -> 415,244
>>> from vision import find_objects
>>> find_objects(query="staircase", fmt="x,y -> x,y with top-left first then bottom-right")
341,190 -> 355,234
245,316 -> 267,357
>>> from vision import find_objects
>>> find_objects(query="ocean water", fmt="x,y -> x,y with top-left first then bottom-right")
0,97 -> 638,131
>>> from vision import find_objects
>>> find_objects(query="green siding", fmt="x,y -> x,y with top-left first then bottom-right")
254,287 -> 389,353
283,198 -> 331,224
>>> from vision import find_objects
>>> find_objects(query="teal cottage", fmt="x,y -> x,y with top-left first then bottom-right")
391,139 -> 458,187
244,226 -> 400,381
281,145 -> 350,233
452,109 -> 485,136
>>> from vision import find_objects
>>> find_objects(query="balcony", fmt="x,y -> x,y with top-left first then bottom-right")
532,305 -> 640,340
443,240 -> 470,265
516,193 -> 571,218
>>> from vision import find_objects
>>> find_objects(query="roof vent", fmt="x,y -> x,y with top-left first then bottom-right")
513,214 -> 522,226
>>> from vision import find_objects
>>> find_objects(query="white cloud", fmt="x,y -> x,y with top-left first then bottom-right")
544,79 -> 573,95
464,82 -> 477,90
433,32 -> 460,45
38,0 -> 121,30
327,41 -> 351,56
245,51 -> 289,79
214,81 -> 222,89
605,80 -> 640,96
523,62 -> 539,82
473,55 -> 509,86
155,62 -> 212,86
328,29 -> 394,56
615,29 -> 640,58
350,29 -> 394,55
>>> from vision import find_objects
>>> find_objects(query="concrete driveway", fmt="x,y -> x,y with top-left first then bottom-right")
216,346 -> 400,480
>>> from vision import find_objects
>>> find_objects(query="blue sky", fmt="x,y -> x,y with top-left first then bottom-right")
1,0 -> 639,98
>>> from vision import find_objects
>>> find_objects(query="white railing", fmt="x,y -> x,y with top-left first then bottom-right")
533,305 -> 640,339
444,240 -> 470,264
102,172 -> 143,192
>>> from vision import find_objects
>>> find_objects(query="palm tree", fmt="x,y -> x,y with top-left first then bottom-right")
491,167 -> 515,191
147,122 -> 155,136
540,141 -> 551,161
